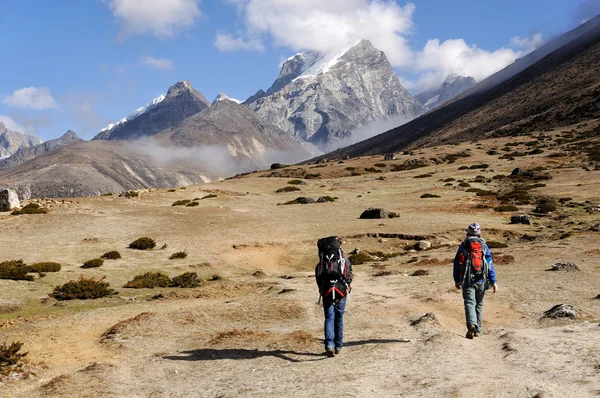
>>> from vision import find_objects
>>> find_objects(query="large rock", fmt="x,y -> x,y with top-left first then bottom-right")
0,188 -> 19,211
543,304 -> 579,319
511,215 -> 532,225
360,208 -> 389,219
415,240 -> 432,251
546,262 -> 580,272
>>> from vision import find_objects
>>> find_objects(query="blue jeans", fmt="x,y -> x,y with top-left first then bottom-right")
462,280 -> 486,332
323,297 -> 346,349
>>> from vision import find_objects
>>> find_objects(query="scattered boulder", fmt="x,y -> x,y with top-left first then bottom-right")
252,270 -> 266,278
280,275 -> 294,280
0,189 -> 19,212
270,163 -> 286,170
360,208 -> 388,219
316,196 -> 336,203
384,153 -> 395,160
415,240 -> 431,251
546,262 -> 580,272
410,312 -> 439,326
295,197 -> 315,204
543,304 -> 579,319
411,269 -> 430,276
511,215 -> 531,225
590,224 -> 600,232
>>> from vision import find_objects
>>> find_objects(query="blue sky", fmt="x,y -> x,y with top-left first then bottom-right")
0,0 -> 597,141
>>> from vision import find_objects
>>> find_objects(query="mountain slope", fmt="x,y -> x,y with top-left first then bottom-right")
416,74 -> 476,111
0,130 -> 83,170
94,81 -> 210,140
0,123 -> 43,159
155,99 -> 310,164
0,141 -> 210,199
313,17 -> 600,159
248,40 -> 423,146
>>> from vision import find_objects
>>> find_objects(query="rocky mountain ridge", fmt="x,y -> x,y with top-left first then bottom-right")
0,122 -> 43,159
416,74 -> 476,111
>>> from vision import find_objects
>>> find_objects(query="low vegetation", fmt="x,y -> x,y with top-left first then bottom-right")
494,204 -> 519,212
123,272 -> 171,289
0,260 -> 34,281
420,193 -> 441,198
52,276 -> 117,300
201,194 -> 217,200
276,186 -> 301,193
186,201 -> 199,207
172,199 -> 191,206
11,203 -> 49,215
0,341 -> 27,369
169,251 -> 188,260
27,262 -> 61,273
81,258 -> 104,269
487,241 -> 508,249
101,251 -> 121,260
129,237 -> 156,250
121,191 -> 139,198
287,179 -> 305,185
171,272 -> 201,288
535,199 -> 558,214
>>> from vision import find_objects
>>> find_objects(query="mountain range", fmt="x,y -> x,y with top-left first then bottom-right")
415,74 -> 476,112
0,122 -> 43,159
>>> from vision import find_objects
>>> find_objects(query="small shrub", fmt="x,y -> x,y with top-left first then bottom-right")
365,167 -> 382,173
475,190 -> 497,197
101,251 -> 121,260
129,237 -> 156,250
210,274 -> 222,281
201,194 -> 217,200
468,164 -> 489,169
27,262 -> 61,273
169,251 -> 188,260
171,272 -> 201,288
487,241 -> 508,249
0,341 -> 27,367
186,201 -> 199,207
123,272 -> 171,289
558,197 -> 572,204
458,166 -> 468,170
349,252 -> 372,265
345,167 -> 356,171
494,205 -> 519,212
0,260 -> 33,281
444,178 -> 456,182
374,163 -> 387,168
498,190 -> 531,205
172,200 -> 191,206
420,193 -> 440,198
167,189 -> 177,192
304,173 -> 321,179
276,186 -> 301,193
458,182 -> 471,188
11,205 -> 49,215
122,191 -> 138,198
535,199 -> 557,214
287,179 -> 305,185
52,277 -> 116,300
414,173 -> 432,178
81,258 -> 104,269
388,212 -> 400,218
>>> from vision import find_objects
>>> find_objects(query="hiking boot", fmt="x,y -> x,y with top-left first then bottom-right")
326,347 -> 335,357
466,324 -> 477,339
334,347 -> 342,355
474,330 -> 481,337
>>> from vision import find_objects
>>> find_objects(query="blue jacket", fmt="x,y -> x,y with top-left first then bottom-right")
453,240 -> 496,284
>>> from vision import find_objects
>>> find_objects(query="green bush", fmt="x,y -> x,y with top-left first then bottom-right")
186,201 -> 199,207
276,186 -> 301,193
101,251 -> 121,260
172,200 -> 191,206
169,251 -> 188,260
27,262 -> 61,273
129,237 -> 156,250
494,204 -> 519,212
171,272 -> 201,288
348,252 -> 372,265
487,241 -> 508,249
0,260 -> 33,281
81,258 -> 104,269
0,341 -> 27,367
123,272 -> 171,289
52,277 -> 116,300
201,194 -> 217,200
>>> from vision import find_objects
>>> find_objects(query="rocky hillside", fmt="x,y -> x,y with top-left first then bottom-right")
94,81 -> 210,140
247,40 -> 423,146
312,17 -> 600,159
0,141 -> 210,199
416,74 -> 476,112
0,130 -> 83,170
0,122 -> 43,159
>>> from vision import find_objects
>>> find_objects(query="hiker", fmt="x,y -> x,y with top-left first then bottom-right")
453,222 -> 497,339
315,236 -> 353,357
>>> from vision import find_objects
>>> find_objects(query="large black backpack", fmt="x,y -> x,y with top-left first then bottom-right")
316,236 -> 347,281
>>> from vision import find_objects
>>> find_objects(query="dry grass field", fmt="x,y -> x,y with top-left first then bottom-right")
1,122 -> 599,397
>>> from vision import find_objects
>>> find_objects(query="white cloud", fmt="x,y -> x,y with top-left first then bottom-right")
106,0 -> 202,39
2,87 -> 59,110
214,32 -> 265,52
0,115 -> 28,133
509,33 -> 544,54
218,0 -> 415,67
140,56 -> 175,70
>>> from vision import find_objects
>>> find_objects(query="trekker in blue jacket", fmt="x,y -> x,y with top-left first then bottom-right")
453,223 -> 497,339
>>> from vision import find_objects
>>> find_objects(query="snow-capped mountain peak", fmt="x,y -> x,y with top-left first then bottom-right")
212,93 -> 241,105
100,94 -> 166,133
292,42 -> 361,81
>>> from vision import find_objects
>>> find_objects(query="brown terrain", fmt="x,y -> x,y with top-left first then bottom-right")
1,121 -> 599,397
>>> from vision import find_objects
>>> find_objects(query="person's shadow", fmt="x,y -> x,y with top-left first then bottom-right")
163,338 -> 410,363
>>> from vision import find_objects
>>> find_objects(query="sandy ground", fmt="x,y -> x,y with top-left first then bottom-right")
1,127 -> 600,397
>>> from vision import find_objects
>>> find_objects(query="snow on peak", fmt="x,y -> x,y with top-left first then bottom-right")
292,41 -> 361,82
212,93 -> 241,104
100,94 -> 166,133
444,73 -> 465,85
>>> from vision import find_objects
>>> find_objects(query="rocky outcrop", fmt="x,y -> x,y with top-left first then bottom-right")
511,215 -> 532,225
416,74 -> 476,111
543,304 -> 579,319
0,130 -> 83,170
360,208 -> 389,219
94,81 -> 211,140
0,188 -> 19,211
248,40 -> 423,146
0,122 -> 43,159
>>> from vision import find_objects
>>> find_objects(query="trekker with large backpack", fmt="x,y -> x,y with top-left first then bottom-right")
315,236 -> 353,357
453,223 -> 498,339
